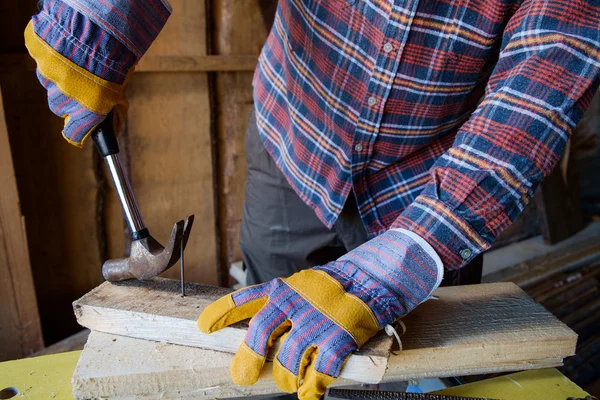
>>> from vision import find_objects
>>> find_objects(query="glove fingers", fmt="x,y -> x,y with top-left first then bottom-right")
273,343 -> 317,393
232,317 -> 292,386
297,349 -> 337,400
198,282 -> 271,334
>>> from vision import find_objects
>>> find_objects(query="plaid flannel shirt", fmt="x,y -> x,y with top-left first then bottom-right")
253,0 -> 600,271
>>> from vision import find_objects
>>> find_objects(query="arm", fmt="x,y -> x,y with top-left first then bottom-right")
199,1 -> 600,399
346,0 -> 600,276
25,0 -> 171,146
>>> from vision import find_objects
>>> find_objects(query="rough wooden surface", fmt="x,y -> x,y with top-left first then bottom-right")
211,0 -> 272,280
125,0 -> 218,285
73,278 -> 392,384
73,282 -> 578,400
384,283 -> 575,381
0,53 -> 259,73
0,86 -> 43,360
72,332 -> 359,400
0,0 -> 119,344
73,279 -> 577,391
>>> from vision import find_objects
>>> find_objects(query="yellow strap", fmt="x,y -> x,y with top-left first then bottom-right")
284,270 -> 380,346
24,21 -> 127,116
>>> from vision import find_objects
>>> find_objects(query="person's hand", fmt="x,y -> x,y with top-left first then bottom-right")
25,0 -> 171,146
198,230 -> 443,399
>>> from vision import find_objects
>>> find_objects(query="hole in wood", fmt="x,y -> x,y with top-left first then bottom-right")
0,387 -> 19,399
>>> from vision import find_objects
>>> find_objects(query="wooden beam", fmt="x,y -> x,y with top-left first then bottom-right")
72,279 -> 577,387
138,54 -> 258,72
0,85 -> 44,361
483,234 -> 600,288
72,278 -> 392,384
0,53 -> 258,73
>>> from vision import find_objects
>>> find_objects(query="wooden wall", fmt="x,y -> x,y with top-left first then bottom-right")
0,0 -> 269,350
0,0 -> 597,356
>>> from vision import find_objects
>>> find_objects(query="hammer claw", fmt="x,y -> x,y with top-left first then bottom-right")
102,215 -> 195,282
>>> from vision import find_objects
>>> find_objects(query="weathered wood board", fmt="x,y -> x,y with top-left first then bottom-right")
73,278 -> 577,391
72,314 -> 572,400
72,331 -> 357,400
73,278 -> 392,384
0,86 -> 43,360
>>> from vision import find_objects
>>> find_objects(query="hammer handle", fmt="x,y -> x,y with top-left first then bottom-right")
92,115 -> 149,240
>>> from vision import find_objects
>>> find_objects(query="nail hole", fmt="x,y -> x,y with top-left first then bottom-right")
0,387 -> 19,399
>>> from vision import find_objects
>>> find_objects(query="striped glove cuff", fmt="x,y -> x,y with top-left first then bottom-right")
315,228 -> 444,328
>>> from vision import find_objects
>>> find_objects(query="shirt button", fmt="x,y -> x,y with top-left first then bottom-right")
383,43 -> 393,53
354,144 -> 363,152
460,249 -> 472,260
367,97 -> 377,106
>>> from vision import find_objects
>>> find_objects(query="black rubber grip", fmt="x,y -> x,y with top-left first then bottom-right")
92,114 -> 120,157
132,228 -> 150,241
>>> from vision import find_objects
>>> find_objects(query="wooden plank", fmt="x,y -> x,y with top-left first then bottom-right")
72,279 -> 577,388
72,278 -> 392,384
382,283 -> 575,381
125,73 -> 217,285
211,0 -> 272,278
0,69 -> 106,345
73,295 -> 576,400
0,53 -> 259,73
0,85 -> 43,361
483,235 -> 600,288
72,332 -> 362,400
1,0 -> 111,345
124,0 -> 218,285
138,55 -> 258,72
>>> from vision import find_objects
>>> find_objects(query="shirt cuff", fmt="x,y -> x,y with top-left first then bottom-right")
391,195 -> 490,270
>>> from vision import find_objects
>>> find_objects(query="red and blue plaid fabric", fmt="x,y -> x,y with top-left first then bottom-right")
29,0 -> 171,144
253,0 -> 600,270
234,230 -> 441,380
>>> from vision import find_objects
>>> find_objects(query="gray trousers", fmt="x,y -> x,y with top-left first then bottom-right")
240,110 -> 482,286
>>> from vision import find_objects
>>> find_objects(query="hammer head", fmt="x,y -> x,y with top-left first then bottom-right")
102,215 -> 194,282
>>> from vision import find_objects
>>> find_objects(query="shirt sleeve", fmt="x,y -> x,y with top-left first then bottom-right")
346,0 -> 600,272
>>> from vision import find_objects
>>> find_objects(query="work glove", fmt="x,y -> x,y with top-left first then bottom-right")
198,229 -> 443,400
25,0 -> 172,147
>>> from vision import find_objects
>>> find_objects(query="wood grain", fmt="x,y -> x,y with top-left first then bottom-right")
72,278 -> 392,384
73,332 -> 359,399
211,0 -> 272,277
0,85 -> 43,361
384,283 -> 575,380
0,53 -> 259,73
124,0 -> 218,285
72,332 -> 567,399
125,73 -> 217,285
72,280 -> 578,399
1,0 -> 116,345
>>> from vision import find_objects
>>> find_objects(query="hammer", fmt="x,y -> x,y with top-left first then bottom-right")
91,114 -> 194,282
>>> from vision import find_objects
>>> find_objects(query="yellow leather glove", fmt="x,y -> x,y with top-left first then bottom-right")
198,240 -> 442,400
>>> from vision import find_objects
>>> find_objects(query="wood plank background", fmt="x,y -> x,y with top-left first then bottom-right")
0,0 -> 268,352
0,0 -> 597,359
0,85 -> 44,360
